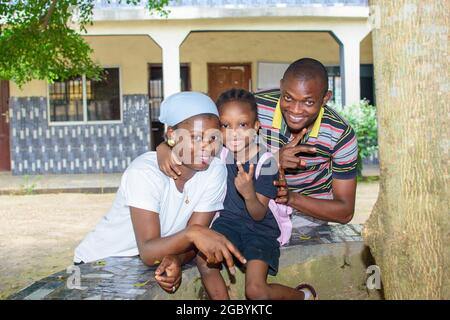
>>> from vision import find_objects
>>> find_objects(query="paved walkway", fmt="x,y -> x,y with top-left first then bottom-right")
361,164 -> 380,177
0,164 -> 379,195
0,172 -> 121,194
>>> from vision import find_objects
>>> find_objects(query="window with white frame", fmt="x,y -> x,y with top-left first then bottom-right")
48,67 -> 121,123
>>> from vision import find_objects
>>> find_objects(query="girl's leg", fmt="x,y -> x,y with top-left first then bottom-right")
196,254 -> 230,300
245,259 -> 306,300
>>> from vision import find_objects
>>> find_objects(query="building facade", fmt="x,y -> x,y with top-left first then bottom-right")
0,0 -> 374,175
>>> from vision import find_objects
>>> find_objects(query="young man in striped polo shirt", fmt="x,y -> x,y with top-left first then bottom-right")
256,58 -> 358,228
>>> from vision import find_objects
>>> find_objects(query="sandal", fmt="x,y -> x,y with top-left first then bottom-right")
296,283 -> 318,300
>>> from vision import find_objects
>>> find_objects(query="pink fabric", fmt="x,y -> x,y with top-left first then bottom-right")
214,148 -> 292,246
255,152 -> 293,246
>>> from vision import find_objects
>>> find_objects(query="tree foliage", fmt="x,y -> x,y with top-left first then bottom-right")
0,0 -> 169,87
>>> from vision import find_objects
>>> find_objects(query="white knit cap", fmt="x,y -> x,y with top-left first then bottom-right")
158,92 -> 219,126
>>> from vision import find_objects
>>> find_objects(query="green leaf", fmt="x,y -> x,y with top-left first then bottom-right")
94,260 -> 107,266
0,1 -> 169,86
133,279 -> 151,287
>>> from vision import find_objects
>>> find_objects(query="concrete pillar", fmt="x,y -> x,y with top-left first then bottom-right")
148,29 -> 190,98
333,24 -> 372,106
340,37 -> 361,106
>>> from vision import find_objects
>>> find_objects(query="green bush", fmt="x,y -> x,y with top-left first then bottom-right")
331,100 -> 378,176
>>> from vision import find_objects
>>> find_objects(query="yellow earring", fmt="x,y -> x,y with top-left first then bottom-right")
167,138 -> 175,147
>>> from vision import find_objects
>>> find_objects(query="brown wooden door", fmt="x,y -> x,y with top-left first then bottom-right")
0,80 -> 11,171
208,63 -> 251,102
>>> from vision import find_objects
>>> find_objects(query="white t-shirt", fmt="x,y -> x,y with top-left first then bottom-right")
74,152 -> 227,263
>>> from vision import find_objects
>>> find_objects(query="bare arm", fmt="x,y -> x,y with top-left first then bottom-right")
151,210 -> 218,294
275,177 -> 357,224
130,206 -> 195,266
156,142 -> 182,179
243,192 -> 270,221
130,207 -> 246,268
234,162 -> 270,221
175,211 -> 217,265
147,211 -> 218,293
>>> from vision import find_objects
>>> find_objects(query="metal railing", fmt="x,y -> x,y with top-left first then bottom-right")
94,0 -> 368,8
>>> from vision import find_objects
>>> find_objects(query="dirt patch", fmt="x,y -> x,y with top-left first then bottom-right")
0,193 -> 115,299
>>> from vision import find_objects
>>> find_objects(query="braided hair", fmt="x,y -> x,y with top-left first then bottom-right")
216,88 -> 258,121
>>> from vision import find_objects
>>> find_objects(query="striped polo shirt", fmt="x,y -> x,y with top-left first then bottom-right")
255,89 -> 358,201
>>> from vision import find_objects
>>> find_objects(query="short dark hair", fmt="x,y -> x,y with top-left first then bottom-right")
216,88 -> 258,120
283,58 -> 329,96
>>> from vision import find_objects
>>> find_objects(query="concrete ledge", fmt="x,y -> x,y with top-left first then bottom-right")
170,242 -> 381,300
8,224 -> 383,300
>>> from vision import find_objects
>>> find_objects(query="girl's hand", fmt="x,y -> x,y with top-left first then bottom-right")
234,162 -> 256,200
155,255 -> 182,294
156,142 -> 182,180
187,225 -> 246,274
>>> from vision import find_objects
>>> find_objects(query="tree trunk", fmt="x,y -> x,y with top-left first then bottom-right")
363,0 -> 449,299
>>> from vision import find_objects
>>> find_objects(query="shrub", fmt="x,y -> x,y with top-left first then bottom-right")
331,100 -> 378,176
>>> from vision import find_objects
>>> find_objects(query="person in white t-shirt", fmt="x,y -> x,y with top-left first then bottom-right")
74,92 -> 246,294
